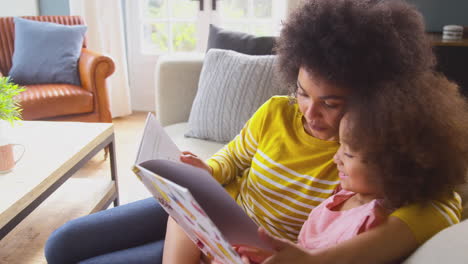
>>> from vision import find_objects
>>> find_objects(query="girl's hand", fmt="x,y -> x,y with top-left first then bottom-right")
256,228 -> 317,264
236,245 -> 273,263
211,254 -> 253,264
180,151 -> 213,175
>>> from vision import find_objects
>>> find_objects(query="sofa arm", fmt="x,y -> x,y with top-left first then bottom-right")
79,48 -> 115,123
155,54 -> 204,126
402,219 -> 468,264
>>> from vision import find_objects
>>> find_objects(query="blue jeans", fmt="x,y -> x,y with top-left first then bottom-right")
45,198 -> 168,264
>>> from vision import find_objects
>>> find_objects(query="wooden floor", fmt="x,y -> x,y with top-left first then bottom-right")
0,112 -> 152,264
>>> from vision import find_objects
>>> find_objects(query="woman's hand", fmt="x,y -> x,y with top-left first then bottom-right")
180,151 -> 213,175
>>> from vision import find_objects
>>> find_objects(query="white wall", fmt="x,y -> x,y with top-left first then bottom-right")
0,0 -> 39,16
287,0 -> 302,16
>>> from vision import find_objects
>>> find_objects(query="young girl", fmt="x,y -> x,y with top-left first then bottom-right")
236,72 -> 468,263
296,114 -> 391,251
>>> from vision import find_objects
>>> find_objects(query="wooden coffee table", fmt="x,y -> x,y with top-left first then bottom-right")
0,121 -> 119,240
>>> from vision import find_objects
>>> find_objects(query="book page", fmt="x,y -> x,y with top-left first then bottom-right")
135,113 -> 181,165
135,165 -> 244,264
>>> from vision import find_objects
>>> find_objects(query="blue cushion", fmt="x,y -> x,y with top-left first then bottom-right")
8,17 -> 87,86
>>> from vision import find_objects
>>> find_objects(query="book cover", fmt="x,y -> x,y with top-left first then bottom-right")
133,113 -> 269,263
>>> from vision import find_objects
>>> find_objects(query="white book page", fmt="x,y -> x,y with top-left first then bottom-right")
135,113 -> 181,165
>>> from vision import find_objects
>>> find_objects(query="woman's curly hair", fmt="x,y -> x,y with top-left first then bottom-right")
276,0 -> 435,93
344,72 -> 468,208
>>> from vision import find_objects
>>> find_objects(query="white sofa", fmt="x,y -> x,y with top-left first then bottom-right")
154,54 -> 468,264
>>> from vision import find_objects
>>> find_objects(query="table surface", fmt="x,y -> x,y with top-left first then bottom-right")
0,121 -> 114,229
428,32 -> 468,47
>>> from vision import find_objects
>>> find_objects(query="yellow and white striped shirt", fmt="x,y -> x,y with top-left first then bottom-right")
207,96 -> 461,243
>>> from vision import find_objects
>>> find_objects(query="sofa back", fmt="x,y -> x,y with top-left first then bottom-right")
155,54 -> 204,126
0,16 -> 86,75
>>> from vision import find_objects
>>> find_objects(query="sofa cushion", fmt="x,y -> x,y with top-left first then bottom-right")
165,122 -> 224,160
207,24 -> 276,55
403,219 -> 468,264
9,17 -> 86,86
18,84 -> 93,120
185,49 -> 288,143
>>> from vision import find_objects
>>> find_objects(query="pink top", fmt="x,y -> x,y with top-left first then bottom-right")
298,190 -> 387,250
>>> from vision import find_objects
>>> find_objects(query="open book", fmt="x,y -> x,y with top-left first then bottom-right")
133,113 -> 269,263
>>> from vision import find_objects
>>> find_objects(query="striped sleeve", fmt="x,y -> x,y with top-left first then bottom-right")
390,191 -> 462,244
206,99 -> 269,185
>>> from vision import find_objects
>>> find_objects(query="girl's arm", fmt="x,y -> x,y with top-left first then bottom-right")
310,216 -> 417,264
239,217 -> 417,264
261,193 -> 460,264
261,216 -> 417,264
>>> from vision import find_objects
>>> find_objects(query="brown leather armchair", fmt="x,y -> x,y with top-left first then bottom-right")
0,16 -> 115,123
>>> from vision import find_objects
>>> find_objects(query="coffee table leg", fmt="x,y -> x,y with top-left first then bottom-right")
109,136 -> 120,207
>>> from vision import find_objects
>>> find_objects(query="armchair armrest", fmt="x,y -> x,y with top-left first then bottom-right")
155,54 -> 204,126
79,48 -> 115,122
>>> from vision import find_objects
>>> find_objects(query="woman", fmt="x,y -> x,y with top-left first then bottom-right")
45,1 -> 461,263
163,0 -> 460,263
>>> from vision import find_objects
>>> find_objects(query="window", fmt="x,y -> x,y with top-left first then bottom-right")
218,0 -> 286,36
140,0 -> 286,54
141,0 -> 199,53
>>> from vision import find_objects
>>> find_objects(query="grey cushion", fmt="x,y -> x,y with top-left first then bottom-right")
206,24 -> 276,55
185,49 -> 288,142
8,17 -> 87,86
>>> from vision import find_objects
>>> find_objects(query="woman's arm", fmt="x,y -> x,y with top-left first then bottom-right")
163,128 -> 262,263
162,99 -> 275,263
390,193 -> 461,244
164,127 -> 261,263
207,99 -> 272,185
261,216 -> 417,264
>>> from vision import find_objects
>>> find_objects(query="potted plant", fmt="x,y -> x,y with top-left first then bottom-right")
0,77 -> 25,172
0,76 -> 25,124
0,76 -> 25,142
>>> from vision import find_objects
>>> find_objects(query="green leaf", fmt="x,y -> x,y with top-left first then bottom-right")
0,77 -> 26,124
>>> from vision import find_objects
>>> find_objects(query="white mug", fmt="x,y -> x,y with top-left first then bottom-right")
0,144 -> 25,173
